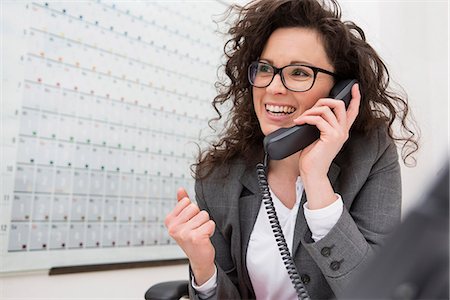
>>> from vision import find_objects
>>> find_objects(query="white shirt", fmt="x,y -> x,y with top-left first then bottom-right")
192,177 -> 343,299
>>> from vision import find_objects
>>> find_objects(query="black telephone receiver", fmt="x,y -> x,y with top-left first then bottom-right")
263,79 -> 358,160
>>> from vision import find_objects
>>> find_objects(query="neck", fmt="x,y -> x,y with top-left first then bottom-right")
267,152 -> 300,180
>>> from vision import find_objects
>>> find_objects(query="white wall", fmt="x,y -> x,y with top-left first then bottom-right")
1,1 -> 448,299
340,0 -> 449,213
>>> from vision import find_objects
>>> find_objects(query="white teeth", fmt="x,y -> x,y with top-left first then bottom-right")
265,104 -> 296,114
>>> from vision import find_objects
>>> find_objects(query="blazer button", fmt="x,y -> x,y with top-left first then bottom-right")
330,260 -> 341,271
321,246 -> 332,257
300,274 -> 310,285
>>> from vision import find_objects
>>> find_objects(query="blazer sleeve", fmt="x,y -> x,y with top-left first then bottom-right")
188,178 -> 242,300
300,128 -> 402,296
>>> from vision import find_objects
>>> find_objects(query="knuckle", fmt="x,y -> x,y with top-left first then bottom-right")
178,228 -> 190,242
337,130 -> 348,142
200,210 -> 210,220
167,226 -> 177,237
190,232 -> 203,245
164,214 -> 172,227
209,219 -> 216,228
193,212 -> 208,225
190,233 -> 199,244
209,220 -> 216,233
189,203 -> 200,214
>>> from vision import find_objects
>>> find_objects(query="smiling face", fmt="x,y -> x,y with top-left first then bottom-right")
252,27 -> 336,136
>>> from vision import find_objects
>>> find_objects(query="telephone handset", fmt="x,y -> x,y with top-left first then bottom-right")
263,79 -> 358,160
256,79 -> 357,300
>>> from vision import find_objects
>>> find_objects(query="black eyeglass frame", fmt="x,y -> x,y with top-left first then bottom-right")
248,61 -> 338,92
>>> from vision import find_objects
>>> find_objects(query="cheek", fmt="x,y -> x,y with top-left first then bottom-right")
296,86 -> 333,111
294,93 -> 319,113
302,96 -> 318,110
252,88 -> 264,112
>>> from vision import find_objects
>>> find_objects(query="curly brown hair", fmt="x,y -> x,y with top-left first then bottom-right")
193,0 -> 419,179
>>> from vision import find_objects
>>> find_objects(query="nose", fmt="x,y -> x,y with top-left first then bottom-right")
266,73 -> 287,95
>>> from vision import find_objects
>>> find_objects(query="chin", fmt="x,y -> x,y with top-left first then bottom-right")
261,124 -> 284,136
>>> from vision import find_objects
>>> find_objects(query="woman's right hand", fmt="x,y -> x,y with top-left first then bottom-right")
165,187 -> 216,285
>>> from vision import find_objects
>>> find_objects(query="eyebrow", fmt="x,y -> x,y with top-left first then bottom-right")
259,58 -> 313,66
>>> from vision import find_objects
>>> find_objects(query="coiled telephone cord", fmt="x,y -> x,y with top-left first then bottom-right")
256,155 -> 310,300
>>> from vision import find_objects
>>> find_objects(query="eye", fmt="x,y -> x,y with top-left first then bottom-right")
258,63 -> 273,74
289,66 -> 312,77
289,66 -> 312,78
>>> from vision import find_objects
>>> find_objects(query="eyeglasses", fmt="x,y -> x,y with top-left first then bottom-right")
248,61 -> 337,92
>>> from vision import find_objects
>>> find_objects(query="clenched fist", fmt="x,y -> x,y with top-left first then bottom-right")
165,187 -> 216,285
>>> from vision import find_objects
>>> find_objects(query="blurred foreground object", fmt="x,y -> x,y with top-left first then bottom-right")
342,161 -> 449,299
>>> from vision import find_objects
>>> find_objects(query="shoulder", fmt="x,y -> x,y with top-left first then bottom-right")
339,125 -> 396,161
335,124 -> 399,180
197,157 -> 248,184
194,157 -> 250,205
333,124 -> 401,213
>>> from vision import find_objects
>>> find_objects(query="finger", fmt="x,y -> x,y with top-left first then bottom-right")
346,83 -> 361,129
184,210 -> 211,231
195,219 -> 216,238
177,187 -> 189,202
294,105 -> 339,128
295,115 -> 333,134
175,202 -> 201,225
173,197 -> 191,215
311,98 -> 347,125
165,197 -> 191,227
179,218 -> 215,244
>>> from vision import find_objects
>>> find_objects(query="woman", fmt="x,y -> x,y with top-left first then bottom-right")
165,0 -> 418,299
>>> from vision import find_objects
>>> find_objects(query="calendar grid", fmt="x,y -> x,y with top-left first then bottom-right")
2,0 -> 224,272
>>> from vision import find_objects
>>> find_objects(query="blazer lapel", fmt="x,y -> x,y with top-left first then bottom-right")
292,162 -> 341,256
238,163 -> 262,295
233,160 -> 341,292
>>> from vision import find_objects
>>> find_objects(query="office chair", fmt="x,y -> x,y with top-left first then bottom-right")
145,280 -> 189,300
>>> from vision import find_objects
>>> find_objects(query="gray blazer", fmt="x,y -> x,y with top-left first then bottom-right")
189,126 -> 401,299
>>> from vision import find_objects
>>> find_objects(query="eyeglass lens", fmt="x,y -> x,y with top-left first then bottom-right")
249,62 -> 316,92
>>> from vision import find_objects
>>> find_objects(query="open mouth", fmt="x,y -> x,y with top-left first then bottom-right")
265,104 -> 296,116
